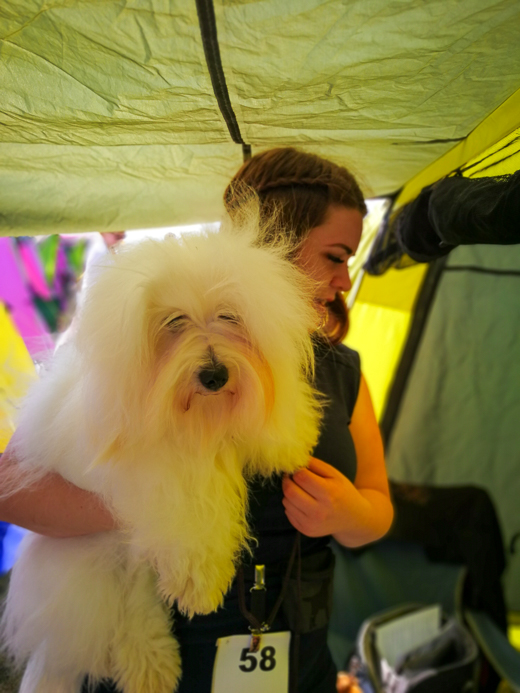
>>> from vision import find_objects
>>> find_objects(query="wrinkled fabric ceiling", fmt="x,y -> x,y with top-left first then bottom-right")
1,0 -> 520,235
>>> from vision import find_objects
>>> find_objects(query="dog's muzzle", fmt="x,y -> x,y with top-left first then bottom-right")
198,362 -> 229,392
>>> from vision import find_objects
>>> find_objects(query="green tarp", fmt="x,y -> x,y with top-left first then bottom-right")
387,243 -> 520,610
2,0 -> 520,234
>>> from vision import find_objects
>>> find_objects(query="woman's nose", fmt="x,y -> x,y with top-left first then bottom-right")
332,265 -> 352,293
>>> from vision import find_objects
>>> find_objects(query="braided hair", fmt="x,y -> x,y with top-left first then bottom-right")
223,147 -> 366,344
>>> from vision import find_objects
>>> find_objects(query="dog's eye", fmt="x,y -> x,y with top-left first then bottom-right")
218,313 -> 240,325
166,315 -> 187,331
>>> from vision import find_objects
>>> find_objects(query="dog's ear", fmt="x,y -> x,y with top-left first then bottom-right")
74,246 -> 158,443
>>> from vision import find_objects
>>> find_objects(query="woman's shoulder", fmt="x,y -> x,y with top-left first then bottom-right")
314,339 -> 360,374
313,339 -> 361,414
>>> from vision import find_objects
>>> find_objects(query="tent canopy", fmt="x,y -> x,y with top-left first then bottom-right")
1,0 -> 520,235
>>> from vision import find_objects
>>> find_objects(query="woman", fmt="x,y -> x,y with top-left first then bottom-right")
0,147 -> 392,692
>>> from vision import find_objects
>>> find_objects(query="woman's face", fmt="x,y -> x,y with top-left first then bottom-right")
295,204 -> 363,313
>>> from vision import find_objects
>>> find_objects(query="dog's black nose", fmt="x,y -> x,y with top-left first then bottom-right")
198,363 -> 229,391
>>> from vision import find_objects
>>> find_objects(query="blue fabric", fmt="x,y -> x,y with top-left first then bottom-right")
0,521 -> 7,571
0,521 -> 27,574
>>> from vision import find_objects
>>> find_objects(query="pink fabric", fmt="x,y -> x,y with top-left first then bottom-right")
16,240 -> 52,300
0,238 -> 54,358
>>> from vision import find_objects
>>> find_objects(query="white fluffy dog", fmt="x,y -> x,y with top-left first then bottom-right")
1,217 -> 321,693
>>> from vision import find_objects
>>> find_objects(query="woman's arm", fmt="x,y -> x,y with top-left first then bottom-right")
0,439 -> 117,538
282,373 -> 393,547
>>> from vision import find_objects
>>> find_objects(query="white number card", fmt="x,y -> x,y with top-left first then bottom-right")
212,631 -> 291,693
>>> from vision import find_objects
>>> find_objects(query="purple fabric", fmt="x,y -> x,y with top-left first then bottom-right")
53,243 -> 71,310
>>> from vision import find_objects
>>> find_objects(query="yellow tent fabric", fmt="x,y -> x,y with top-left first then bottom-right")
461,126 -> 520,179
1,0 -> 520,235
345,264 -> 428,420
396,89 -> 520,208
345,122 -> 520,423
0,304 -> 36,453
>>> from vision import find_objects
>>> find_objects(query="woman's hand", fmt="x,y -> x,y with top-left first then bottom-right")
336,672 -> 363,693
282,373 -> 394,547
282,457 -> 358,537
282,457 -> 392,546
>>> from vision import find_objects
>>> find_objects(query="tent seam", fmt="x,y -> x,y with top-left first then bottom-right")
195,0 -> 251,161
445,266 -> 520,277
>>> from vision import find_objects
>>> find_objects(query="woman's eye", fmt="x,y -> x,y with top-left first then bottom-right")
326,254 -> 345,264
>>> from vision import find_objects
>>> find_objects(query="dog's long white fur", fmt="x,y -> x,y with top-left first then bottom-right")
1,215 -> 321,693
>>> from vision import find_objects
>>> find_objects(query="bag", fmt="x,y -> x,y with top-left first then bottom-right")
348,604 -> 479,693
281,546 -> 336,634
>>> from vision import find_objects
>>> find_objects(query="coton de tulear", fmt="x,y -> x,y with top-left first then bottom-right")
1,217 -> 321,693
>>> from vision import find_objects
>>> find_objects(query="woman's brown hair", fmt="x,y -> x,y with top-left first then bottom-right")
224,147 -> 366,344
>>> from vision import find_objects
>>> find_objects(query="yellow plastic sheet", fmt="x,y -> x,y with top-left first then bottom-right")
0,304 -> 36,452
346,302 -> 415,421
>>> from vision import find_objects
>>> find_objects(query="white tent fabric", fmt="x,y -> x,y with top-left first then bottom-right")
1,0 -> 520,234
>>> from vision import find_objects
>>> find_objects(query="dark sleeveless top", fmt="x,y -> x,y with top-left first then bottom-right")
174,340 -> 361,641
246,339 -> 360,566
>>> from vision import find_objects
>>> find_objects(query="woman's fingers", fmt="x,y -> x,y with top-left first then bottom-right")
336,672 -> 362,693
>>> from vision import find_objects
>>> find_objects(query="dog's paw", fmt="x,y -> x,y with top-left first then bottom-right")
165,575 -> 226,617
112,634 -> 182,693
156,551 -> 236,617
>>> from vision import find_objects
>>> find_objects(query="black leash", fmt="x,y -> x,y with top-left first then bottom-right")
237,532 -> 301,692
